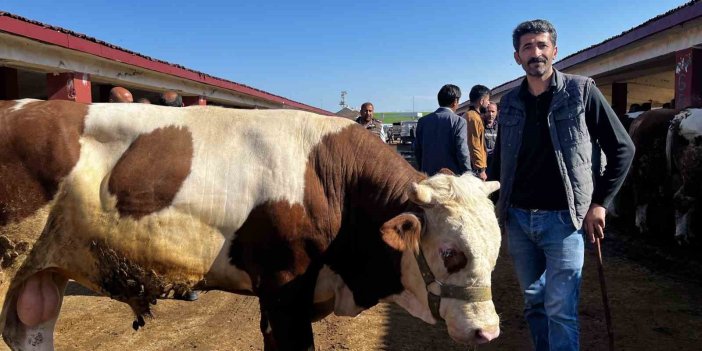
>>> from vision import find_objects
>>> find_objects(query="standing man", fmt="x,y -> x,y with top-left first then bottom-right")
108,87 -> 133,103
490,19 -> 634,350
159,91 -> 184,107
355,102 -> 386,143
484,102 -> 499,172
465,85 -> 491,180
414,84 -> 471,175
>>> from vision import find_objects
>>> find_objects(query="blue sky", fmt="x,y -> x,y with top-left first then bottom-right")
2,0 -> 691,112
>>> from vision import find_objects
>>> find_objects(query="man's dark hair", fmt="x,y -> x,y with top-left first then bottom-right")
469,85 -> 490,104
512,19 -> 557,51
360,102 -> 373,110
159,91 -> 183,107
437,84 -> 461,107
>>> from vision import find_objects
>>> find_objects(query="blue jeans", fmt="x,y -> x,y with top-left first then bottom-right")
507,207 -> 584,351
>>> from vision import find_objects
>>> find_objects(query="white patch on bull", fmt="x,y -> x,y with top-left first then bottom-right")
67,105 -> 354,294
635,204 -> 648,233
314,265 -> 363,317
383,250 -> 435,324
84,104 -> 353,234
8,98 -> 39,112
49,130 -> 248,295
7,319 -> 56,351
404,174 -> 501,344
675,210 -> 691,245
675,108 -> 702,143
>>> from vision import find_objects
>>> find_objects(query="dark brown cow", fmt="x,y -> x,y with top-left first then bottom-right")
0,99 -> 502,350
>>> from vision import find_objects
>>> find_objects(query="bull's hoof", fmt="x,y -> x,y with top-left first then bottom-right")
177,291 -> 199,301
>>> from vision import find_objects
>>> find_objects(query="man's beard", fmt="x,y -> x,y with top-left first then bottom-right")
523,56 -> 550,77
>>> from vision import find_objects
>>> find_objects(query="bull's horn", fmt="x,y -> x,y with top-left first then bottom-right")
409,183 -> 434,206
483,181 -> 500,195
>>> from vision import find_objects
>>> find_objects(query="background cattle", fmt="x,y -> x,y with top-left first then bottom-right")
613,108 -> 701,245
0,100 -> 502,350
667,108 -> 702,244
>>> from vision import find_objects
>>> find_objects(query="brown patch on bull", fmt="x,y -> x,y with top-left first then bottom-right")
0,100 -> 86,226
229,201 -> 325,295
108,126 -> 193,219
441,248 -> 468,273
303,124 -> 426,308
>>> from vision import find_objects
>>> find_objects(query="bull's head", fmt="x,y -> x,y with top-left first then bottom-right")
380,172 -> 501,345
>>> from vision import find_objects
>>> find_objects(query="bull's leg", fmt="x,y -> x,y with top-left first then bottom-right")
260,303 -> 277,351
259,298 -> 315,351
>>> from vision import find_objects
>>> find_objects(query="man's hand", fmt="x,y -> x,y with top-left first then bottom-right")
583,203 -> 606,243
478,170 -> 487,181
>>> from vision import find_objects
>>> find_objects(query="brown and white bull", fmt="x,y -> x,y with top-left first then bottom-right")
667,108 -> 702,244
623,108 -> 701,244
626,108 -> 678,235
0,99 -> 502,350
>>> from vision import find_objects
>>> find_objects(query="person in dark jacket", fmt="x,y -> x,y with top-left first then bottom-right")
489,19 -> 634,351
483,102 -> 499,173
414,84 -> 471,175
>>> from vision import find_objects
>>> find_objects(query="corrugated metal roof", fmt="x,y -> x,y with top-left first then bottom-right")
0,11 -> 333,115
489,0 -> 702,96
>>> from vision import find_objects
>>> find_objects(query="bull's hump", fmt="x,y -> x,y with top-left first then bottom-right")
0,100 -> 87,225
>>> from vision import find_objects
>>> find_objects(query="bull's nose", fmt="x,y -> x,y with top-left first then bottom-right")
475,326 -> 500,344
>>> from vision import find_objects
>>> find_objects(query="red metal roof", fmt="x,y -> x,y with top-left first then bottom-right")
490,0 -> 702,95
0,12 -> 334,116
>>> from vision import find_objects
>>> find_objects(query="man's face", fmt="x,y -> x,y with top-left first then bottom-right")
360,104 -> 374,121
479,95 -> 491,109
514,32 -> 558,77
486,104 -> 497,123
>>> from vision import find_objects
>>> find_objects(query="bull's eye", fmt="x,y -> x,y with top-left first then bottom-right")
440,248 -> 467,273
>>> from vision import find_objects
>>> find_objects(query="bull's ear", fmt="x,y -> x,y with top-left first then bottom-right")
482,181 -> 500,195
380,213 -> 422,253
409,183 -> 436,207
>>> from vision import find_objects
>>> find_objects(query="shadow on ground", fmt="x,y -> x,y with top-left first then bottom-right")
64,281 -> 100,297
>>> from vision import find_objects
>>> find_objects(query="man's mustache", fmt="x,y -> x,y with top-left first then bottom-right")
528,57 -> 547,64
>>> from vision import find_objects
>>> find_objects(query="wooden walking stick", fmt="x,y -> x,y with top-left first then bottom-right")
595,238 -> 614,351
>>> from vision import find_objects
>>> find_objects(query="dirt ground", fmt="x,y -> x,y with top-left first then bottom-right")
49,225 -> 702,351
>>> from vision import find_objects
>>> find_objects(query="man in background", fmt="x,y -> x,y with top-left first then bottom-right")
355,102 -> 386,143
159,91 -> 184,107
465,85 -> 491,180
483,102 -> 499,172
414,84 -> 471,175
108,87 -> 133,103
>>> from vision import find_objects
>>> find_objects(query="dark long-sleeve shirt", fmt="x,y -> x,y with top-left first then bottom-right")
489,81 -> 634,209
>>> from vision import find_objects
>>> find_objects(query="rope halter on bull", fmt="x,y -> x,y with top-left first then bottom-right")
415,245 -> 492,322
